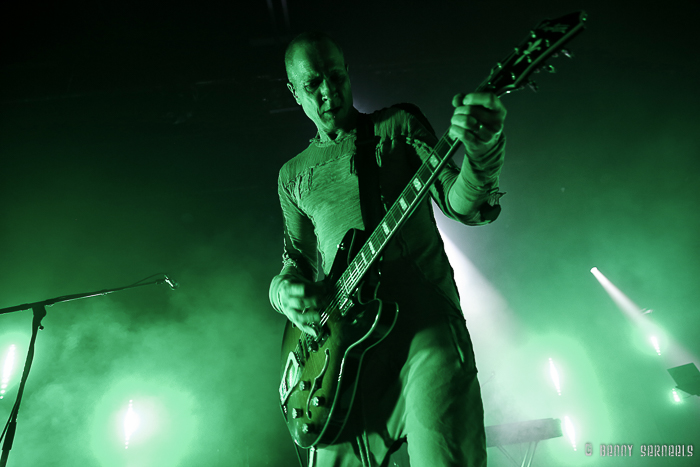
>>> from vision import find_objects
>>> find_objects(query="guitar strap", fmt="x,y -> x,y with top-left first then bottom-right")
350,113 -> 381,467
353,104 -> 438,235
354,112 -> 384,234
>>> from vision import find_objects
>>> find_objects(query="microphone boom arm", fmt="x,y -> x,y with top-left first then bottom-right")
0,273 -> 176,467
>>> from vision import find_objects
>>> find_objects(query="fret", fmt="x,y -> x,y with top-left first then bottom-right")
374,229 -> 386,246
403,188 -> 416,205
381,222 -> 391,236
428,154 -> 439,169
348,262 -> 358,281
412,178 -> 423,192
389,207 -> 401,226
398,197 -> 408,211
341,130 -> 464,293
354,260 -> 362,276
418,166 -> 431,184
338,275 -> 349,296
363,246 -> 373,264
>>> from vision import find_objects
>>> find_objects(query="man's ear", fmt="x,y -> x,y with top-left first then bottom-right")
287,82 -> 301,105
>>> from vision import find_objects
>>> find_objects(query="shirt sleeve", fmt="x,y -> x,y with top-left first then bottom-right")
268,172 -> 318,312
403,106 -> 505,226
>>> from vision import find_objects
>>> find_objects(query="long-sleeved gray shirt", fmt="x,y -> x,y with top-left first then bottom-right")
269,105 -> 505,314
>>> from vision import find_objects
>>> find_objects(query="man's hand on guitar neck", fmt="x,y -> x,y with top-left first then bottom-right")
449,92 -> 507,160
278,277 -> 327,337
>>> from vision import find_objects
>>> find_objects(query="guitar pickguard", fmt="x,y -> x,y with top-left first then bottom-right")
306,348 -> 330,418
280,350 -> 301,406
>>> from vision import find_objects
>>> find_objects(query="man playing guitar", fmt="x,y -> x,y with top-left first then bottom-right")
269,31 -> 506,467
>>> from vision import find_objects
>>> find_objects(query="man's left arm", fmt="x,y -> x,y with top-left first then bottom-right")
446,92 -> 507,222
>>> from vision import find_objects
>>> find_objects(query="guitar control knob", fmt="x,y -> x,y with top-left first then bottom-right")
311,396 -> 325,407
301,423 -> 313,434
308,339 -> 319,352
299,380 -> 311,391
292,408 -> 302,419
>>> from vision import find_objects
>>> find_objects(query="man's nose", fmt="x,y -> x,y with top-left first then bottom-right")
319,78 -> 337,100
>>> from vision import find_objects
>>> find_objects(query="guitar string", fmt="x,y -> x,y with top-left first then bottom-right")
293,25 -> 579,356
291,97 -> 487,383
294,136 -> 457,359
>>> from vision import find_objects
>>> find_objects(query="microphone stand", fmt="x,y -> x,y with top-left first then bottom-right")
0,276 -> 175,467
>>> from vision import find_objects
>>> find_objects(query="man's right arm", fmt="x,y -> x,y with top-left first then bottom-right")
270,175 -> 324,336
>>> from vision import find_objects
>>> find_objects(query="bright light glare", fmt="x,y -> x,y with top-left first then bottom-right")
650,336 -> 661,355
549,358 -> 561,395
124,400 -> 140,449
589,267 -> 642,317
1,345 -> 17,399
564,416 -> 576,451
672,388 -> 681,403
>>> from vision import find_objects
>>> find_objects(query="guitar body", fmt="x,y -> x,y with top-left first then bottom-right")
279,228 -> 399,448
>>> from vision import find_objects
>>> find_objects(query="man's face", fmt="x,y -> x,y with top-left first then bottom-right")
287,40 -> 353,136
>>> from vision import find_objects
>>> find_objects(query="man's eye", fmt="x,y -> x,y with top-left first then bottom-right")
305,80 -> 320,92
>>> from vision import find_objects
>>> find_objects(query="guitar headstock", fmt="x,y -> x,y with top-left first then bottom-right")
477,11 -> 587,96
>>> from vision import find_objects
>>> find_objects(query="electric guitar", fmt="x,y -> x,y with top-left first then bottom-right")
279,11 -> 587,448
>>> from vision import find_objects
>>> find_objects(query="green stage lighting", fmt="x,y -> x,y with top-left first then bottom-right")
1,344 -> 16,400
671,388 -> 682,403
549,358 -> 561,395
563,415 -> 576,451
650,336 -> 661,356
124,399 -> 140,449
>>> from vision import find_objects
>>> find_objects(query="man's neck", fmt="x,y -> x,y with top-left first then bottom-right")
318,107 -> 359,142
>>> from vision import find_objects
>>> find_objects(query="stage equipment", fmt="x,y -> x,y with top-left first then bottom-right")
486,418 -> 563,467
0,273 -> 178,467
667,363 -> 700,397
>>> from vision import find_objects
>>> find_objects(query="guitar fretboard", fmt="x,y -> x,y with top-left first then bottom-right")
322,10 -> 587,319
332,130 -> 463,315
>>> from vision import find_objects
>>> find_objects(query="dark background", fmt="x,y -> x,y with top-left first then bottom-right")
1,1 -> 698,466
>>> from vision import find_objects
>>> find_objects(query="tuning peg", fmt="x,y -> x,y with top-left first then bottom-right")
528,81 -> 539,93
561,48 -> 574,59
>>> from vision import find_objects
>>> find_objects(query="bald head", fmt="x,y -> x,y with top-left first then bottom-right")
283,32 -> 355,141
284,32 -> 345,84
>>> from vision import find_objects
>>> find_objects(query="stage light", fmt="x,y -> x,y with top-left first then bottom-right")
671,388 -> 681,403
90,376 -> 198,467
1,344 -> 16,400
563,415 -> 576,451
650,336 -> 661,355
124,399 -> 140,449
549,358 -> 561,395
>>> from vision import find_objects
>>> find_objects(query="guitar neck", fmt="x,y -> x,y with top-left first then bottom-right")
336,127 -> 463,302
332,9 -> 587,309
